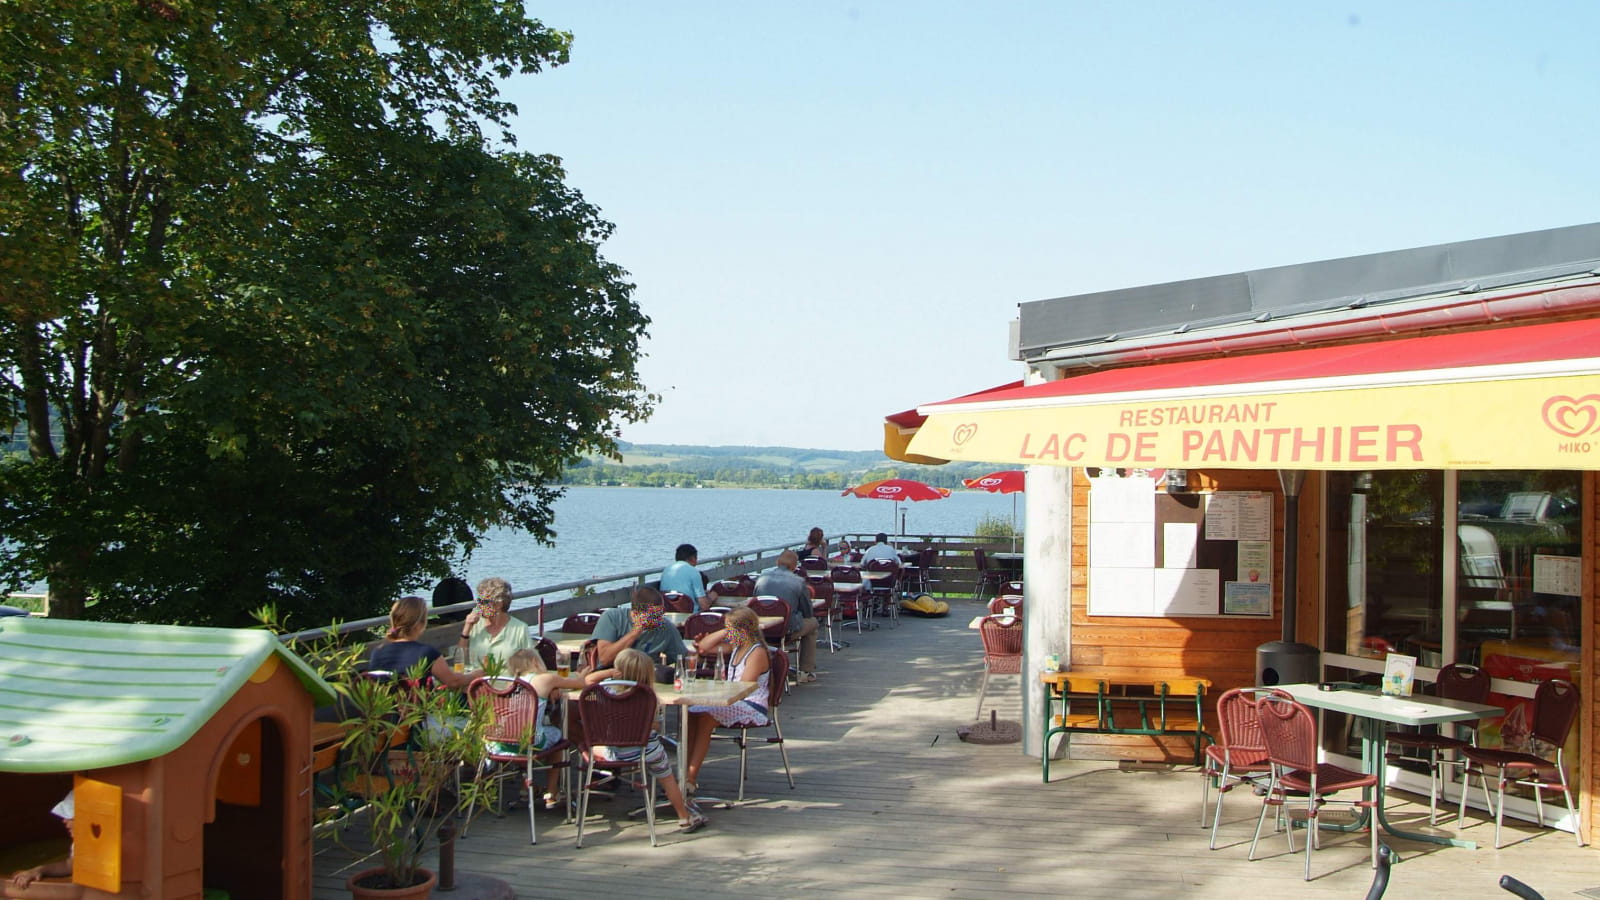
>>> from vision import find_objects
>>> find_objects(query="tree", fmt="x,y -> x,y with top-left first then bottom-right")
0,1 -> 652,625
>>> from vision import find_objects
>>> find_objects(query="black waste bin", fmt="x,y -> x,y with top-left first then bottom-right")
1257,640 -> 1319,686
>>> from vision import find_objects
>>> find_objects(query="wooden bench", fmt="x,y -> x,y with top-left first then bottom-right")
1040,671 -> 1212,782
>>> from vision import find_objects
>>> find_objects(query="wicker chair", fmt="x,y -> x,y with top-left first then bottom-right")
561,612 -> 601,634
464,676 -> 570,844
712,648 -> 795,803
662,591 -> 696,614
976,615 -> 1023,718
1385,663 -> 1491,824
1200,687 -> 1287,849
574,681 -> 663,848
1457,678 -> 1584,848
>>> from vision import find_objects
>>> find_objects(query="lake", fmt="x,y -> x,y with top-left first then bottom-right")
456,485 -> 1021,596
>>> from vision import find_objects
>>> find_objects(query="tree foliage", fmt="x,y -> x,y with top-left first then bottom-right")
0,1 -> 652,625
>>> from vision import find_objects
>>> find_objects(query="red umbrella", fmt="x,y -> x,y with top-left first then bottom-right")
963,470 -> 1025,550
842,478 -> 951,535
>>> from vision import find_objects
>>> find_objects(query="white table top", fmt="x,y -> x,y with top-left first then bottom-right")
657,679 -> 758,707
1277,682 -> 1502,727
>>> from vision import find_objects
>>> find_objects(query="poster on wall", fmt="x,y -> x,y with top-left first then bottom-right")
1205,492 -> 1272,541
1155,568 -> 1220,615
1236,541 -> 1271,586
1223,581 -> 1272,615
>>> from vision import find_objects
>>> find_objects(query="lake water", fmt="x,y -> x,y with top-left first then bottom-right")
457,486 -> 1021,596
14,486 -> 1021,600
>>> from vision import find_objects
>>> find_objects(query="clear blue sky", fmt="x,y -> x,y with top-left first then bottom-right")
501,1 -> 1600,451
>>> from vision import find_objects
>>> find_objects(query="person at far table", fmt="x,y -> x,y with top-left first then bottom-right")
859,532 -> 900,567
755,550 -> 818,683
457,576 -> 532,671
659,543 -> 715,612
593,586 -> 690,666
800,527 -> 828,561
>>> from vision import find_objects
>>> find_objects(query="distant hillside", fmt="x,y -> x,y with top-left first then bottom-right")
562,442 -> 998,489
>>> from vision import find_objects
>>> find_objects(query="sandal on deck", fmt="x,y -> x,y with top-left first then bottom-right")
678,813 -> 709,834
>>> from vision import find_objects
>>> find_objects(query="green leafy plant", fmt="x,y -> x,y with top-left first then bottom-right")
974,514 -> 1016,539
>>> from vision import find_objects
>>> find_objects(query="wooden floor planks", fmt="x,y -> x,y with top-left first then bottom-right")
314,604 -> 1597,899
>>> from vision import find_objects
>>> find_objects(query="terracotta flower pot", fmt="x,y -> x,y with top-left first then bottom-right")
346,867 -> 437,900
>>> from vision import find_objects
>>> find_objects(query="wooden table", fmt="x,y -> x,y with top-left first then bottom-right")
1277,682 -> 1503,849
657,680 -> 759,791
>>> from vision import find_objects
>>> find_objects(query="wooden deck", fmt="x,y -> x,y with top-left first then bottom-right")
313,606 -> 1598,899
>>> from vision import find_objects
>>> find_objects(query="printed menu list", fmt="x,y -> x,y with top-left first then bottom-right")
1204,492 -> 1272,541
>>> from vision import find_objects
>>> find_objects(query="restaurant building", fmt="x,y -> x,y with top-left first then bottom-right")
889,222 -> 1600,844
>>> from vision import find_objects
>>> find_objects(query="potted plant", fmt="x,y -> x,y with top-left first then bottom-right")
259,607 -> 496,899
332,663 -> 495,898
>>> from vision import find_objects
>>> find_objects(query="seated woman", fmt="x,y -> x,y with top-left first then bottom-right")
800,527 -> 828,561
495,648 -> 588,810
681,607 -> 771,794
369,595 -> 474,691
583,648 -> 707,833
457,577 -> 532,671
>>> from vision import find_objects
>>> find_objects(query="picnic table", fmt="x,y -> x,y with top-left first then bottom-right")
1040,669 -> 1212,781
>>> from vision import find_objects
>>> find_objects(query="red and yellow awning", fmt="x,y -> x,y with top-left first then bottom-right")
902,319 -> 1600,470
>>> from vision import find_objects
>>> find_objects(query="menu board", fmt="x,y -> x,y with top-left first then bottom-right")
1087,478 -> 1272,618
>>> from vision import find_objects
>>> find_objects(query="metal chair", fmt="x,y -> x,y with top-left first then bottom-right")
1201,687 -> 1288,849
574,681 -> 662,848
805,575 -> 841,652
661,591 -> 696,614
798,556 -> 828,574
532,636 -> 560,673
746,595 -> 792,647
972,548 -> 1005,602
1457,678 -> 1584,848
831,565 -> 869,633
682,610 -> 726,642
1384,663 -> 1491,824
863,558 -> 899,627
1250,695 -> 1379,881
975,615 -> 1023,719
465,676 -> 570,844
712,648 -> 795,803
561,612 -> 601,634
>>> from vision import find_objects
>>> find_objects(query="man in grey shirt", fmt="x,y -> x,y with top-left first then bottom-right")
755,550 -> 818,683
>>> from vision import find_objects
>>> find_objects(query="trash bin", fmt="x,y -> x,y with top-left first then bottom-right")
1256,640 -> 1319,686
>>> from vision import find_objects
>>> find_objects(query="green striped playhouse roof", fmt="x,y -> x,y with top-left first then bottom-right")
0,617 -> 337,773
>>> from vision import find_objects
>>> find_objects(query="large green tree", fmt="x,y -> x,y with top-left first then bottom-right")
0,1 -> 652,625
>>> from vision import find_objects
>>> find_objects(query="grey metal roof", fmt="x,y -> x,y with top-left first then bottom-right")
1016,222 -> 1600,362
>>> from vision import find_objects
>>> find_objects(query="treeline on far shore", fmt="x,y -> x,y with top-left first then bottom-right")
561,443 -> 999,489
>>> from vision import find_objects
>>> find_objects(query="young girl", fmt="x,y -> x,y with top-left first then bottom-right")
583,648 -> 707,833
491,648 -> 588,810
682,607 -> 772,794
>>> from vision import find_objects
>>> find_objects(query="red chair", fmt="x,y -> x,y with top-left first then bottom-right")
798,556 -> 828,574
1250,695 -> 1378,881
465,677 -> 570,844
747,595 -> 792,646
972,548 -> 1005,602
830,565 -> 868,633
976,616 -> 1023,719
1200,687 -> 1288,849
682,610 -> 726,642
863,558 -> 900,627
712,648 -> 795,803
573,681 -> 663,848
661,591 -> 696,614
1385,663 -> 1491,824
1457,678 -> 1583,848
1002,579 -> 1024,596
805,575 -> 839,653
561,612 -> 601,634
533,635 -> 560,673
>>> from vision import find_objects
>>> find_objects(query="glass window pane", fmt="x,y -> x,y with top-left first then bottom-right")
1323,471 -> 1445,663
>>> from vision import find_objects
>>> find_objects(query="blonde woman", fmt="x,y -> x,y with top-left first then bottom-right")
681,607 -> 771,793
584,648 -> 707,832
458,577 -> 532,670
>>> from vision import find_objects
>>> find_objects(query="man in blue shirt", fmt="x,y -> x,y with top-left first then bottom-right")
859,532 -> 900,567
659,543 -> 714,612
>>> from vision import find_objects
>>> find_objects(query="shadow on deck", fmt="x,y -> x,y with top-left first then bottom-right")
313,605 -> 1596,899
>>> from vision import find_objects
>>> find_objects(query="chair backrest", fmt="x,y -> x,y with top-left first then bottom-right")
799,556 -> 828,573
831,565 -> 861,584
1003,580 -> 1024,595
919,547 -> 938,570
662,591 -> 695,613
1214,687 -> 1289,753
1434,662 -> 1492,704
468,676 -> 541,746
766,649 -> 790,709
683,611 -> 726,641
806,576 -> 834,604
748,596 -> 792,639
575,682 -> 657,750
978,616 -> 1023,658
1530,678 -> 1580,749
562,612 -> 601,634
987,595 -> 1023,615
973,547 -> 990,572
864,557 -> 898,573
1256,695 -> 1318,772
533,636 -> 559,672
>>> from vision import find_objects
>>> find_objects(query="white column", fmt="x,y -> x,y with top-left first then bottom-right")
1020,463 -> 1073,758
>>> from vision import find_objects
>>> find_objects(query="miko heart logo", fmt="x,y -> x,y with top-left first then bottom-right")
952,423 -> 978,445
877,486 -> 903,496
978,477 -> 1001,488
1541,394 -> 1600,437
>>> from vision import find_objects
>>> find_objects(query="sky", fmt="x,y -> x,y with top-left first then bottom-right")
499,1 -> 1600,451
